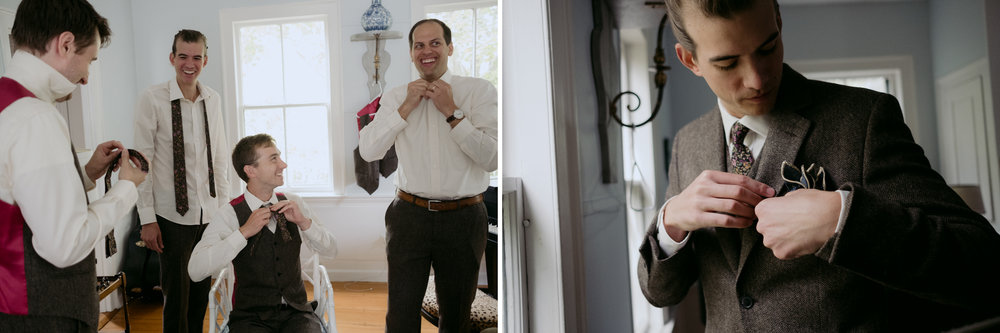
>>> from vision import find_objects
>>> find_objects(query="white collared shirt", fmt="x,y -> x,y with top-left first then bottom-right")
134,79 -> 231,226
0,50 -> 138,267
358,71 -> 498,199
655,100 -> 848,255
188,190 -> 338,281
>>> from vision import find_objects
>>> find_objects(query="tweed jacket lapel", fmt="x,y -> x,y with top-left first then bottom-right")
736,65 -> 814,275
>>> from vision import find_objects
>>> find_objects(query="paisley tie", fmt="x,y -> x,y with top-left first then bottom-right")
730,122 -> 754,176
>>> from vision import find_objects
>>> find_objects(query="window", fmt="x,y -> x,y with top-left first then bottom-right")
426,1 -> 499,88
221,3 -> 344,194
791,56 -> 919,140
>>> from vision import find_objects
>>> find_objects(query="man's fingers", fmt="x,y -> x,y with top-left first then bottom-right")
700,211 -> 754,229
700,171 -> 775,198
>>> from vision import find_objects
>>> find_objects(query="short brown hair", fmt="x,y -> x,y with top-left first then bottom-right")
665,0 -> 779,56
232,133 -> 277,182
11,0 -> 111,55
408,19 -> 452,48
172,29 -> 208,55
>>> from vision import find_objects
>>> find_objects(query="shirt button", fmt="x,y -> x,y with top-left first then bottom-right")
740,296 -> 755,309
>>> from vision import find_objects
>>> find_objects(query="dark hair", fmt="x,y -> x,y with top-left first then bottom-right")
172,29 -> 208,55
232,133 -> 276,182
11,0 -> 111,55
665,0 -> 779,56
408,19 -> 452,48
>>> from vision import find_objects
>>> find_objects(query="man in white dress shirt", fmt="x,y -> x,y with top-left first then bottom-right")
0,0 -> 147,331
133,29 -> 231,333
189,133 -> 337,332
359,18 -> 498,332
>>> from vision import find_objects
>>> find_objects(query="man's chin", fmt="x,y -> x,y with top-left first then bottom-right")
55,93 -> 72,103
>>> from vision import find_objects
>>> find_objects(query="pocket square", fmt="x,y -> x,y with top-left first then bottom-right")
780,161 -> 826,194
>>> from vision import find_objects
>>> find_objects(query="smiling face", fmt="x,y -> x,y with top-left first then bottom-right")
245,145 -> 287,190
675,0 -> 784,118
170,40 -> 207,87
410,21 -> 453,81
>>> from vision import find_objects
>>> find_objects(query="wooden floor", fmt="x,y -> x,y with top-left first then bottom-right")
98,281 -> 437,333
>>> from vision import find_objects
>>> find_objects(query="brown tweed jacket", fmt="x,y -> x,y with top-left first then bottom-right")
638,65 -> 1000,332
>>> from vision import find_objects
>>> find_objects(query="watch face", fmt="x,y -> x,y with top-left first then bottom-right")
453,110 -> 465,119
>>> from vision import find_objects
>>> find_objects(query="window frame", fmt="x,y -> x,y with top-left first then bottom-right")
220,1 -> 345,195
790,55 -> 920,141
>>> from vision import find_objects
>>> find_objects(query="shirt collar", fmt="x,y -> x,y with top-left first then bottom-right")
168,78 -> 205,102
437,70 -> 453,84
4,50 -> 77,103
719,98 -> 770,141
243,189 -> 278,209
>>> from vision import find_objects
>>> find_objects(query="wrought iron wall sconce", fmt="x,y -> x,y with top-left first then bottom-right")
610,13 -> 671,128
351,31 -> 402,100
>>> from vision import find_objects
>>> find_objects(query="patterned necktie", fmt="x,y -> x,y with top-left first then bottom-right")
171,98 -> 217,216
262,203 -> 293,242
171,99 -> 188,215
730,122 -> 754,176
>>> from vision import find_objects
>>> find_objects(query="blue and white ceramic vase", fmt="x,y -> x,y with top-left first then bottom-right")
361,0 -> 392,32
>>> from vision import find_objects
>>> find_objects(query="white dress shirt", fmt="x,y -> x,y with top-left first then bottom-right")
358,71 -> 498,199
134,80 -> 231,226
655,100 -> 849,255
188,191 -> 338,281
0,50 -> 138,268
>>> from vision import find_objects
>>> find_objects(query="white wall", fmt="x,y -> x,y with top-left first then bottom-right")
502,0 -> 567,330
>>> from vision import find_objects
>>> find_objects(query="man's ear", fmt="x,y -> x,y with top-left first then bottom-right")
202,54 -> 208,68
169,52 -> 176,66
51,31 -> 76,57
447,43 -> 454,56
243,164 -> 255,180
675,43 -> 702,77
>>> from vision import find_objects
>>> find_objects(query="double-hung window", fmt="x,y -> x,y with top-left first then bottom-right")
221,2 -> 344,194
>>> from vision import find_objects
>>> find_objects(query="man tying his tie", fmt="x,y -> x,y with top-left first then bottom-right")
133,29 -> 232,333
189,133 -> 337,332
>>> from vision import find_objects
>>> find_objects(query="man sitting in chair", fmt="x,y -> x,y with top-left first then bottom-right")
189,133 -> 338,332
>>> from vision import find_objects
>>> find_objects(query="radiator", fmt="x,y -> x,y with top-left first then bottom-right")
502,177 -> 529,332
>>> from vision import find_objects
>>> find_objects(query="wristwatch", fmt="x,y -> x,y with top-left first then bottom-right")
446,109 -> 465,123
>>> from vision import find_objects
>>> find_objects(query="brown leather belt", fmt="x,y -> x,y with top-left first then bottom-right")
397,190 -> 483,212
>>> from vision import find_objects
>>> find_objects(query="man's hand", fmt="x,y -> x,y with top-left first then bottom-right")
424,80 -> 458,117
117,149 -> 148,185
239,207 -> 271,239
399,79 -> 431,120
270,200 -> 311,230
140,223 -> 164,253
662,170 -> 775,242
755,189 -> 841,259
85,140 -> 125,182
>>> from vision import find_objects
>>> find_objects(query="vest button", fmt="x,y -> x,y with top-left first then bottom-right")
275,257 -> 280,261
277,272 -> 282,276
740,296 -> 755,309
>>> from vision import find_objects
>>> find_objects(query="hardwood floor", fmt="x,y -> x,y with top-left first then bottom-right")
98,281 -> 437,333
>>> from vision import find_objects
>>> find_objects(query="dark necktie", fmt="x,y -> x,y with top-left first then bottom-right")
71,144 -> 117,257
730,122 -> 754,176
262,203 -> 293,242
171,98 -> 217,216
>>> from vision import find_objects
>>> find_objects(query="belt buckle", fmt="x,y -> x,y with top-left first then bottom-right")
427,199 -> 442,212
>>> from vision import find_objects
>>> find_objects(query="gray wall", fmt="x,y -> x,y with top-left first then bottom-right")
930,0 -> 987,78
655,1 -> 945,202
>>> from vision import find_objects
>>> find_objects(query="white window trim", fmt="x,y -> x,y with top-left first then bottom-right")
219,1 -> 345,195
789,55 -> 920,141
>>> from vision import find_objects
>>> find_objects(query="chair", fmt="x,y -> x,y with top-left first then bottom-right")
208,254 -> 337,333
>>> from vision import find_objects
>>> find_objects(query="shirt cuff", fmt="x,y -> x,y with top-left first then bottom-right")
834,189 -> 850,233
656,197 -> 689,256
138,206 -> 156,225
226,229 -> 248,248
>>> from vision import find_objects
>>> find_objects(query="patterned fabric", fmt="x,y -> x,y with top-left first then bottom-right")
421,275 -> 498,331
170,99 -> 188,215
729,122 -> 753,176
261,203 -> 292,242
201,104 -> 216,198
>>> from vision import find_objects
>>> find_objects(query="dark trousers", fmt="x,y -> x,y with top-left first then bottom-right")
228,305 -> 323,333
384,198 -> 487,333
157,215 -> 210,333
0,313 -> 91,333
